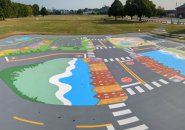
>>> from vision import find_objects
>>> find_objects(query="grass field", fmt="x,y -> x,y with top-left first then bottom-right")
0,15 -> 160,37
166,24 -> 185,34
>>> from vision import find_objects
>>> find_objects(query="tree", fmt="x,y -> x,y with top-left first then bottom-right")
32,4 -> 39,17
156,6 -> 166,18
40,7 -> 48,17
125,0 -> 137,20
108,0 -> 124,20
0,0 -> 12,20
76,9 -> 83,15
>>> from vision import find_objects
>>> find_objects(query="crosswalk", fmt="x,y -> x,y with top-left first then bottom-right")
103,57 -> 133,63
96,46 -> 116,50
124,79 -> 169,96
109,103 -> 149,130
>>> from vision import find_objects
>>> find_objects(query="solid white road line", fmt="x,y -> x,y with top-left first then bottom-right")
118,116 -> 139,126
124,124 -> 149,130
110,58 -> 114,62
126,88 -> 136,95
159,79 -> 169,84
104,59 -> 108,63
112,109 -> 132,117
121,82 -> 141,88
109,103 -> 126,109
107,125 -> 115,130
144,84 -> 154,90
152,81 -> 162,87
135,86 -> 145,93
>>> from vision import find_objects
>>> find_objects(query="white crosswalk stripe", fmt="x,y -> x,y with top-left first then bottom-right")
144,84 -> 154,90
115,58 -> 120,61
124,124 -> 149,130
112,109 -> 132,117
113,46 -> 116,48
159,79 -> 169,84
104,59 -> 108,62
152,81 -> 162,87
135,86 -> 145,93
126,57 -> 131,60
126,88 -> 136,95
110,58 -> 114,62
121,57 -> 125,60
118,116 -> 139,126
109,103 -> 126,109
183,81 -> 185,84
109,46 -> 112,48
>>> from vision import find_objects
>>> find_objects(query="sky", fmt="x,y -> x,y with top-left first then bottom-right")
13,0 -> 185,10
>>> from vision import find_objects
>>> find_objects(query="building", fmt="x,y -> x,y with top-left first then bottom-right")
176,4 -> 185,18
166,10 -> 176,18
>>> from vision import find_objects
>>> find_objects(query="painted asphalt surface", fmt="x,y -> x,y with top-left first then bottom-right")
0,33 -> 185,130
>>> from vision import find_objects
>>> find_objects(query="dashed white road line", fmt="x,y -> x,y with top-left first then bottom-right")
135,86 -> 145,93
152,81 -> 162,87
124,124 -> 149,130
118,116 -> 139,126
109,103 -> 126,109
126,88 -> 136,95
144,84 -> 154,90
112,109 -> 132,117
159,79 -> 169,84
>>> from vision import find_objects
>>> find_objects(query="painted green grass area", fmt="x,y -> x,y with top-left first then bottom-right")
164,48 -> 185,57
0,15 -> 160,37
0,58 -> 71,105
166,25 -> 185,34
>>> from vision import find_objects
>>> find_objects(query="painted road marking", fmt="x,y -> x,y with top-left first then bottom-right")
183,81 -> 185,84
126,88 -> 136,95
118,116 -> 139,126
109,46 -> 112,48
5,57 -> 9,62
109,103 -> 126,109
104,47 -> 108,49
100,47 -> 103,49
110,58 -> 114,62
121,57 -> 125,60
104,59 -> 108,62
84,54 -> 87,58
7,52 -> 85,62
113,46 -> 116,48
98,40 -> 106,48
117,61 -> 146,85
13,116 -> 44,126
144,84 -> 154,90
159,79 -> 169,84
152,81 -> 162,87
135,86 -> 145,93
76,123 -> 114,129
124,124 -> 149,130
112,109 -> 132,117
126,57 -> 131,60
115,58 -> 120,61
121,82 -> 141,88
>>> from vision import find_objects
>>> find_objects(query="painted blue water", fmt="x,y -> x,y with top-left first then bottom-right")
59,59 -> 99,106
16,37 -> 30,41
121,42 -> 131,46
140,50 -> 185,76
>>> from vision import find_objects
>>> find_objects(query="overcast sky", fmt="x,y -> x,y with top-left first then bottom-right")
13,0 -> 185,10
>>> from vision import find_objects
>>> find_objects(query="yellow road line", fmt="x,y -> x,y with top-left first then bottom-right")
13,116 -> 44,126
8,52 -> 85,62
98,40 -> 106,48
117,61 -> 146,85
76,123 -> 112,129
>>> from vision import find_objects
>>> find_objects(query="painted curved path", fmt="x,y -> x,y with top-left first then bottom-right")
0,33 -> 185,130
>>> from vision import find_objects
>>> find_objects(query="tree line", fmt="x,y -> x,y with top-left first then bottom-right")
108,0 -> 166,21
0,0 -> 48,20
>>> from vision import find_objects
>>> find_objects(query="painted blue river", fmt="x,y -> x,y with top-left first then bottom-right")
140,50 -> 185,76
59,59 -> 99,106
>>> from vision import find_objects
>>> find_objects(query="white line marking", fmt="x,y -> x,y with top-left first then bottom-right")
118,116 -> 139,126
113,46 -> 116,48
110,58 -> 114,62
104,59 -> 108,62
121,57 -> 125,60
109,47 -> 112,48
144,84 -> 154,90
115,58 -> 120,61
126,57 -> 131,60
124,124 -> 149,130
183,81 -> 185,84
109,103 -> 126,109
159,79 -> 169,84
112,109 -> 132,117
126,88 -> 136,95
96,47 -> 99,49
100,47 -> 103,49
5,57 -> 9,62
84,54 -> 87,58
104,47 -> 107,49
121,82 -> 141,88
152,81 -> 162,87
135,86 -> 145,93
107,125 -> 115,130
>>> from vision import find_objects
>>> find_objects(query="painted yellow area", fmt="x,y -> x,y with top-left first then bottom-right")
76,123 -> 112,129
98,40 -> 106,48
117,61 -> 146,85
13,116 -> 44,126
8,52 -> 85,62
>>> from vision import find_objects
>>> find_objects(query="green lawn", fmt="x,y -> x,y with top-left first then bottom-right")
166,24 -> 185,34
0,15 -> 160,37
